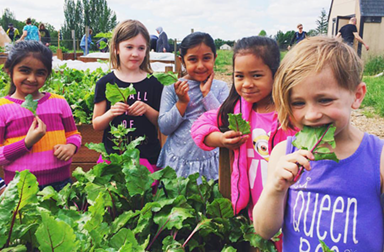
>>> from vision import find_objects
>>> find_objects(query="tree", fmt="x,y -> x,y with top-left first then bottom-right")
274,30 -> 294,50
258,30 -> 267,37
0,8 -> 23,33
315,8 -> 328,35
62,0 -> 117,50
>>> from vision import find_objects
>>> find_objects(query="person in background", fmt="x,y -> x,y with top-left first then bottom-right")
150,34 -> 158,51
93,20 -> 163,174
287,23 -> 307,50
155,27 -> 170,52
80,28 -> 93,55
336,17 -> 369,51
39,23 -> 51,46
157,32 -> 229,183
18,18 -> 40,42
0,41 -> 81,191
96,37 -> 109,52
253,36 -> 383,251
6,23 -> 20,42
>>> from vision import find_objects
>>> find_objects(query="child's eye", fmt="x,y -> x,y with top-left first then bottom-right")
291,101 -> 305,107
319,98 -> 333,104
253,74 -> 262,78
139,46 -> 146,51
203,56 -> 212,61
234,74 -> 243,78
188,58 -> 197,62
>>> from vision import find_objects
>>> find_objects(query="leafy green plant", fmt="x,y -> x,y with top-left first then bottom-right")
361,75 -> 384,117
106,82 -> 136,105
21,94 -> 38,116
0,123 -> 277,251
150,72 -> 178,86
292,124 -> 339,181
228,113 -> 251,134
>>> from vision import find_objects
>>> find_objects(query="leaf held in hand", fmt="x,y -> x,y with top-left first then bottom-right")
106,82 -> 136,105
21,94 -> 38,116
228,113 -> 251,134
292,124 -> 339,162
150,72 -> 178,86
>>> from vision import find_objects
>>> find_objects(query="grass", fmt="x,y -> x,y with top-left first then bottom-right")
215,50 -> 233,75
361,75 -> 384,116
364,55 -> 384,76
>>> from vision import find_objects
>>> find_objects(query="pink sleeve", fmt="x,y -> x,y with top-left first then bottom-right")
191,109 -> 221,151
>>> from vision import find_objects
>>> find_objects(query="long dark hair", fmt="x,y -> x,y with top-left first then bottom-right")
217,36 -> 280,130
179,32 -> 217,64
4,40 -> 52,95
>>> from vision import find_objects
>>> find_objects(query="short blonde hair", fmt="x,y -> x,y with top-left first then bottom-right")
273,36 -> 363,130
109,19 -> 152,73
297,24 -> 303,28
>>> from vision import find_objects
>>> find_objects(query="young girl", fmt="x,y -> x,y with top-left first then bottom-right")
253,36 -> 384,251
0,40 -> 81,191
192,36 -> 297,219
157,32 -> 229,181
93,20 -> 163,172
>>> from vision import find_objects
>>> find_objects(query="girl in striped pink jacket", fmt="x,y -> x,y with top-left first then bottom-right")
0,40 -> 81,191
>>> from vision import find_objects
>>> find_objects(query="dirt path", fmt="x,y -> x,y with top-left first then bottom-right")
215,72 -> 384,139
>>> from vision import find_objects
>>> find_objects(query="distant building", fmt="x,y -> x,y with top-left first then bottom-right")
220,44 -> 232,50
328,0 -> 384,58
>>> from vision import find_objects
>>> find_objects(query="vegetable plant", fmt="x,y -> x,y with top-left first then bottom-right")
21,94 -> 38,116
150,72 -> 178,86
0,123 -> 277,252
228,113 -> 251,134
292,124 -> 339,181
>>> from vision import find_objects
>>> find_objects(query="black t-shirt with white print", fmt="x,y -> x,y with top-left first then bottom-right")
94,72 -> 163,164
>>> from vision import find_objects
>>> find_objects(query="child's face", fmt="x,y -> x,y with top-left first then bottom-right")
117,33 -> 147,71
234,54 -> 273,107
182,43 -> 216,82
289,67 -> 365,138
11,55 -> 48,100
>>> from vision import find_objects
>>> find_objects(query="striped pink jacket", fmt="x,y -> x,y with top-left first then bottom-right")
0,93 -> 81,186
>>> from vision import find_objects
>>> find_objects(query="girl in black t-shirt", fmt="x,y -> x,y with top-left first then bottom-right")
93,19 -> 163,172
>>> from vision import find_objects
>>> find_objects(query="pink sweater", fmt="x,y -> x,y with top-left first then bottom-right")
192,98 -> 297,214
0,93 -> 81,185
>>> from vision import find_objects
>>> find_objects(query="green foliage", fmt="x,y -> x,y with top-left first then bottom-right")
315,8 -> 328,35
258,30 -> 267,37
20,94 -> 38,116
292,124 -> 339,162
214,38 -> 235,49
215,49 -> 233,74
106,82 -> 136,105
274,30 -> 295,50
228,113 -> 251,135
364,55 -> 384,76
150,72 -> 178,86
0,126 -> 276,251
361,75 -> 384,116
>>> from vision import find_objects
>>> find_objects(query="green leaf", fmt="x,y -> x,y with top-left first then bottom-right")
221,245 -> 237,252
21,94 -> 38,116
151,72 -> 178,86
319,240 -> 334,252
241,223 -> 277,252
1,244 -> 27,251
122,162 -> 152,197
35,212 -> 79,252
206,198 -> 234,218
106,82 -> 136,105
292,125 -> 339,162
228,113 -> 251,134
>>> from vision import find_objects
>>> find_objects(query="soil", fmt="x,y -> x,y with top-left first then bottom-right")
214,72 -> 384,139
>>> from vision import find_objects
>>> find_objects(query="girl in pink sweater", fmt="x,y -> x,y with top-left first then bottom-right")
0,40 -> 81,191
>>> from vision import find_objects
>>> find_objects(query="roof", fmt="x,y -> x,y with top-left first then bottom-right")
360,0 -> 384,17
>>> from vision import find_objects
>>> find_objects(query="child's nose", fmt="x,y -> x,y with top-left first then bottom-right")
27,74 -> 37,82
305,105 -> 322,121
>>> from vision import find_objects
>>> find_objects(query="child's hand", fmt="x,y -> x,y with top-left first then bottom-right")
126,101 -> 148,116
220,130 -> 249,150
200,72 -> 214,97
108,102 -> 129,117
272,150 -> 314,192
53,144 -> 77,161
25,116 -> 46,149
174,80 -> 190,104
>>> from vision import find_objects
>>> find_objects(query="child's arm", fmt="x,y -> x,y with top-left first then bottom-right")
0,117 -> 46,165
200,73 -> 229,111
125,101 -> 159,126
204,130 -> 248,150
252,141 -> 314,239
158,81 -> 189,136
92,100 -> 129,131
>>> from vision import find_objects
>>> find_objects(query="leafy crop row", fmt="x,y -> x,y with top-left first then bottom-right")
0,124 -> 277,251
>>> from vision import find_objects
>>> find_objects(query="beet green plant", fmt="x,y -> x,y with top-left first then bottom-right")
0,123 -> 277,252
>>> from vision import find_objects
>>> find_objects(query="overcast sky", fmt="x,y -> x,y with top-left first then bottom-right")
4,0 -> 331,41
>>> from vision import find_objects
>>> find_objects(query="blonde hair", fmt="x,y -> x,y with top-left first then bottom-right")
273,36 -> 363,130
109,19 -> 152,73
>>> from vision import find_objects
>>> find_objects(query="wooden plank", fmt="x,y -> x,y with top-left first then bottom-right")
219,147 -> 232,199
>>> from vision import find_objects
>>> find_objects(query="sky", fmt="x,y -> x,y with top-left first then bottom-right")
4,0 -> 331,41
